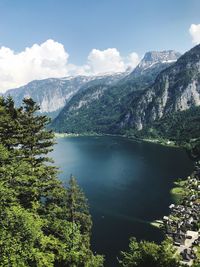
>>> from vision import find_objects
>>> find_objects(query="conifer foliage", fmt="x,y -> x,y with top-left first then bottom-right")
0,97 -> 103,267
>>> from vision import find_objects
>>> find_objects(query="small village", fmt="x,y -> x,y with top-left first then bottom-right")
163,160 -> 200,266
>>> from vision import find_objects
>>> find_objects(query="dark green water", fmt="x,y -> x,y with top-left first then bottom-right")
50,136 -> 193,267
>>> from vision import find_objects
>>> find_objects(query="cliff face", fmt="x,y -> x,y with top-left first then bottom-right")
130,50 -> 181,78
4,77 -> 90,117
119,45 -> 200,130
4,73 -> 126,118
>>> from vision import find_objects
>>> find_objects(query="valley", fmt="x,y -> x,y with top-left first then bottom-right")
2,43 -> 200,266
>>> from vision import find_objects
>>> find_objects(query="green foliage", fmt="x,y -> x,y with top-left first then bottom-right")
135,106 -> 200,143
0,96 -> 103,266
170,186 -> 187,204
119,237 -> 181,267
65,176 -> 92,236
186,139 -> 200,160
0,205 -> 55,267
18,98 -> 56,166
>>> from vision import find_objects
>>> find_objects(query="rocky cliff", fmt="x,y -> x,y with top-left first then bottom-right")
119,45 -> 200,130
4,73 -> 126,118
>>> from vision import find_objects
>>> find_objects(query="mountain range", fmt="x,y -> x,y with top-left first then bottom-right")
51,50 -> 181,133
4,72 -> 127,118
3,45 -> 200,138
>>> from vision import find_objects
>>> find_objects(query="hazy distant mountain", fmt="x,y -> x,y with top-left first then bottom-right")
4,72 -> 127,118
51,50 -> 180,133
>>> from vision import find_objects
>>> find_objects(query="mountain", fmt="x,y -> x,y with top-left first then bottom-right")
4,72 -> 126,118
118,44 -> 200,131
51,50 -> 180,133
128,50 -> 181,78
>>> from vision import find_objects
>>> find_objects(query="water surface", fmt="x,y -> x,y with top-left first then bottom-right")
50,136 -> 193,266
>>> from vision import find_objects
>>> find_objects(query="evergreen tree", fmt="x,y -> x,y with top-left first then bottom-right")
66,176 -> 92,236
0,97 -> 104,266
16,98 -> 63,209
0,96 -> 21,151
18,98 -> 55,167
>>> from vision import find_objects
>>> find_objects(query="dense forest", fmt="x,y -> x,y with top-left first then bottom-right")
125,106 -> 200,156
132,106 -> 200,142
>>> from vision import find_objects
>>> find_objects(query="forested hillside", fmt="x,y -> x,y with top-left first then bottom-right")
131,106 -> 200,142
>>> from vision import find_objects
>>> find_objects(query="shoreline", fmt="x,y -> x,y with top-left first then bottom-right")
54,132 -> 191,228
54,131 -> 199,264
54,132 -> 179,148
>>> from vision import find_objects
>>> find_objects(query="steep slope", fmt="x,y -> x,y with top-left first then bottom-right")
4,73 -> 125,118
51,50 -> 180,133
119,44 -> 200,131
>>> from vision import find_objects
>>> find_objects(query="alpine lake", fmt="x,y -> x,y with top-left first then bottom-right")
50,136 -> 194,267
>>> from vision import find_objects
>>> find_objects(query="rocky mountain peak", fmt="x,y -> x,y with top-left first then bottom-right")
128,50 -> 181,79
138,50 -> 181,69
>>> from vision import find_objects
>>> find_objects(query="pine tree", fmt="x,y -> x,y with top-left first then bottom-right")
18,98 -> 55,167
0,96 -> 104,266
0,96 -> 21,151
15,98 -> 64,209
66,176 -> 92,236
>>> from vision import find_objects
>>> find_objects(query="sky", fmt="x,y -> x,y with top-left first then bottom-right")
0,0 -> 200,92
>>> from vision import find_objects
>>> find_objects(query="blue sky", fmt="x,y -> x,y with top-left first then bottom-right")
0,0 -> 200,91
0,0 -> 200,62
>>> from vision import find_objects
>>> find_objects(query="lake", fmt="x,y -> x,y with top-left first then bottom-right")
50,136 -> 194,267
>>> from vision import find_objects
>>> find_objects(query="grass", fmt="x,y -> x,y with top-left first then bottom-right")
170,187 -> 186,204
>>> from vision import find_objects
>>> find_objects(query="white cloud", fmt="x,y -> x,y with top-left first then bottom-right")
87,48 -> 126,74
127,52 -> 140,69
189,24 -> 200,44
0,39 -> 69,92
69,48 -> 140,76
0,40 -> 140,92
